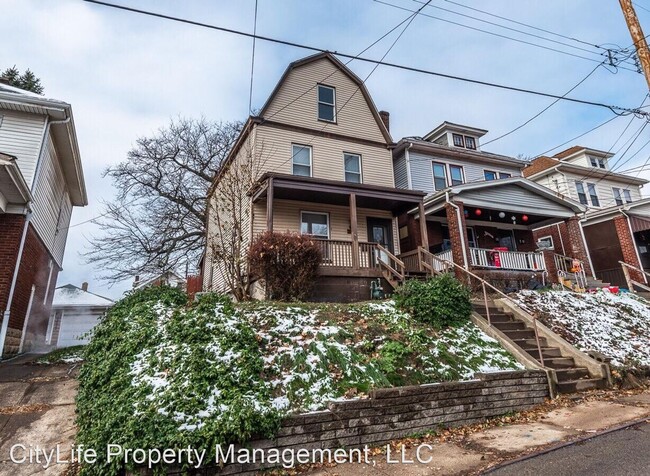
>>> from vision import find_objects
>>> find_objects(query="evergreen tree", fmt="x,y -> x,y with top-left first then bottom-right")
1,66 -> 44,94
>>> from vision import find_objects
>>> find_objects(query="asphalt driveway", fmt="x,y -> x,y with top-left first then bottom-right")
0,354 -> 79,476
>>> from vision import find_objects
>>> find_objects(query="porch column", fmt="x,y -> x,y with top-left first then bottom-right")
564,216 -> 593,277
418,200 -> 429,250
349,193 -> 360,269
444,200 -> 470,270
613,215 -> 645,283
266,178 -> 274,232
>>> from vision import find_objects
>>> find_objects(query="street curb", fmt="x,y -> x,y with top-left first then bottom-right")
481,415 -> 650,474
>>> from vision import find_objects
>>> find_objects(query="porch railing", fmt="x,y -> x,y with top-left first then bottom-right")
619,260 -> 650,292
469,247 -> 546,271
554,253 -> 587,290
316,239 -> 354,268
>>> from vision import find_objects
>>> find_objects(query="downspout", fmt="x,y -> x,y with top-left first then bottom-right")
620,209 -> 648,284
577,213 -> 597,279
445,191 -> 468,268
404,142 -> 413,189
30,116 -> 71,192
0,210 -> 33,360
555,223 -> 567,255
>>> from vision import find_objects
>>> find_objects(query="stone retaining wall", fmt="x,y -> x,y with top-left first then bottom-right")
216,370 -> 550,475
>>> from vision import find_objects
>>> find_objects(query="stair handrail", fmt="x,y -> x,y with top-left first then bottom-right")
418,247 -> 449,276
424,248 -> 546,367
555,253 -> 587,290
619,260 -> 650,292
376,243 -> 405,282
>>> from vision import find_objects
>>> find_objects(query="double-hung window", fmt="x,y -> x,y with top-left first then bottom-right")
575,181 -> 588,205
623,189 -> 633,203
449,165 -> 464,185
484,170 -> 498,181
587,183 -> 600,207
301,212 -> 329,239
292,144 -> 312,177
343,153 -> 362,183
317,85 -> 336,122
432,162 -> 448,190
614,187 -> 633,205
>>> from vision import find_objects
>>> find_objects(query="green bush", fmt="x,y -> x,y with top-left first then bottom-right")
393,274 -> 472,329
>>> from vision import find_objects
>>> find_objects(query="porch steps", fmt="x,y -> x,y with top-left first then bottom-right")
472,302 -> 608,394
561,276 -> 610,291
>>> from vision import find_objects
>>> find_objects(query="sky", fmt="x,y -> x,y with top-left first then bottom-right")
3,0 -> 650,299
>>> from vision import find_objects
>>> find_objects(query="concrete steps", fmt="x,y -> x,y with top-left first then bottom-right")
473,301 -> 608,394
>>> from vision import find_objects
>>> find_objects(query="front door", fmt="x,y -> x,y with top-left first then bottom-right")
367,218 -> 394,264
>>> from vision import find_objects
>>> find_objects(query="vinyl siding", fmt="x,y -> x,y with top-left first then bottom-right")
393,153 -> 409,189
30,133 -> 72,266
254,124 -> 394,187
252,199 -> 400,254
263,57 -> 387,143
459,184 -> 573,215
407,150 -> 522,194
539,170 -> 644,210
0,110 -> 46,187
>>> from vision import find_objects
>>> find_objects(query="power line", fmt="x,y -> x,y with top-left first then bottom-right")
408,0 -> 638,67
533,115 -> 623,158
482,62 -> 604,147
373,0 -> 640,72
82,0 -> 650,118
247,0 -> 259,114
633,2 -> 650,14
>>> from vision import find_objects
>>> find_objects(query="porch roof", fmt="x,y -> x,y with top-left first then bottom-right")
251,173 -> 425,213
414,176 -> 586,219
583,197 -> 650,226
0,152 -> 32,213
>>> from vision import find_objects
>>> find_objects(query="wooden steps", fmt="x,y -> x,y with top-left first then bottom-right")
473,301 -> 608,394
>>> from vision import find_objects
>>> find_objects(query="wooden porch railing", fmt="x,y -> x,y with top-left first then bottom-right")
469,247 -> 546,272
376,243 -> 405,287
619,261 -> 650,292
316,239 -> 355,268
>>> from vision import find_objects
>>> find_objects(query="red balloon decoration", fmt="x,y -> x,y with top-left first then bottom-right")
522,215 -> 529,222
475,209 -> 482,216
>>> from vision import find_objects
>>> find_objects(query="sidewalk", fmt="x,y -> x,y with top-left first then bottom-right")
0,354 -> 79,476
305,388 -> 650,476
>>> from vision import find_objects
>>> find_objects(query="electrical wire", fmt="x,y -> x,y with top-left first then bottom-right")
82,0 -> 650,118
247,0 -> 259,114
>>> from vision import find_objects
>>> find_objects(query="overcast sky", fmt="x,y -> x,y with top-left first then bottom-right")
4,0 -> 650,299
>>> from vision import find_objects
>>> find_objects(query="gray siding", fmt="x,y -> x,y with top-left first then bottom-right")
461,184 -> 571,215
407,150 -> 522,194
0,110 -> 46,187
393,153 -> 409,189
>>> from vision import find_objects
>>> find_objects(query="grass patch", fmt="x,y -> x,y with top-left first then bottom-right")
35,345 -> 85,364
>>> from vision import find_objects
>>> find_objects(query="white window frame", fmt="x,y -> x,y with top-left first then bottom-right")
575,181 -> 588,205
432,161 -> 449,191
586,182 -> 600,207
537,235 -> 554,249
613,187 -> 623,206
499,172 -> 512,179
317,84 -> 336,123
448,164 -> 465,186
343,152 -> 362,183
483,169 -> 498,181
623,189 -> 633,203
300,211 -> 330,239
291,143 -> 312,177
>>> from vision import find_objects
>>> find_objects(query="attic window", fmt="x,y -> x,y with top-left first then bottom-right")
452,134 -> 464,147
464,136 -> 476,150
317,85 -> 336,122
590,157 -> 606,169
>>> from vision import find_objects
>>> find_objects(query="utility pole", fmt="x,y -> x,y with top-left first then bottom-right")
619,0 -> 650,90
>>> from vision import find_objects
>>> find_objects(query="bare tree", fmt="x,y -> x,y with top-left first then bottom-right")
85,117 -> 242,284
206,134 -> 270,300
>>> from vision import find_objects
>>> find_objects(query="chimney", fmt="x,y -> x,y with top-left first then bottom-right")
81,282 -> 88,292
379,110 -> 390,132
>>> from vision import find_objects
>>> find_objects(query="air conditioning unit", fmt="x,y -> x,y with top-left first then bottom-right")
536,240 -> 554,251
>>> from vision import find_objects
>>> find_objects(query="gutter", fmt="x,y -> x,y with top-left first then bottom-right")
445,191 -> 468,268
0,210 -> 32,360
404,142 -> 413,189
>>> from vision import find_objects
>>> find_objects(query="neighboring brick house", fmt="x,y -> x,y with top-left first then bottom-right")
203,52 -> 426,301
523,146 -> 649,287
392,123 -> 588,286
0,83 -> 87,358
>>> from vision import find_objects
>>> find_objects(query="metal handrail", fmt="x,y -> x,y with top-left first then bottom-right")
619,260 -> 650,291
421,247 -> 546,367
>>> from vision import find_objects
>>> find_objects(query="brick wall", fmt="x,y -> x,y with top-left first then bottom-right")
203,370 -> 549,475
0,214 -> 24,319
565,217 -> 593,276
613,215 -> 645,283
445,201 -> 469,270
398,214 -> 444,253
533,222 -> 570,256
1,220 -> 57,357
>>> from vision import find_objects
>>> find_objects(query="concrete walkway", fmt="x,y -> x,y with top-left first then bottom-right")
307,390 -> 650,476
0,355 -> 79,476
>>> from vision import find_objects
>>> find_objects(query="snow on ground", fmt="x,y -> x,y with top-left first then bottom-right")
516,290 -> 650,367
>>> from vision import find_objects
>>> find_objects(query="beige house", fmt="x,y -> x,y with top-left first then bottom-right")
203,53 -> 426,301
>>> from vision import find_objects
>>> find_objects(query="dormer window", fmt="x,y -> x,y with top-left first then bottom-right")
317,85 -> 336,122
589,156 -> 606,169
452,134 -> 464,147
452,133 -> 477,150
465,136 -> 476,150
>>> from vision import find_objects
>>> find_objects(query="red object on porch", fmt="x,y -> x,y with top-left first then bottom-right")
491,247 -> 509,268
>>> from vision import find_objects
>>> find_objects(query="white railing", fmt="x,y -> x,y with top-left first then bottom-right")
554,253 -> 587,290
469,247 -> 546,271
433,249 -> 454,272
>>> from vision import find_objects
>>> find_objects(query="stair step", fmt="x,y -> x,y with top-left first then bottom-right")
542,357 -> 576,369
554,367 -> 591,382
512,337 -> 549,348
484,314 -> 516,323
501,329 -> 536,340
523,347 -> 563,359
556,378 -> 607,393
492,321 -> 527,331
